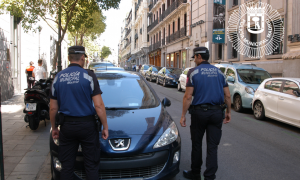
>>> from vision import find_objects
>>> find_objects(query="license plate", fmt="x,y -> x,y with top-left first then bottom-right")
26,103 -> 37,111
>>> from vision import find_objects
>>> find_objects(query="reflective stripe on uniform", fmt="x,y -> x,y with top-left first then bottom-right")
83,73 -> 94,91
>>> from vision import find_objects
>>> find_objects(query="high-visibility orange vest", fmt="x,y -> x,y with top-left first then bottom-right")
26,66 -> 35,77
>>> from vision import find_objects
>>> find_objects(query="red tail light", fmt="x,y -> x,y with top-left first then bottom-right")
28,112 -> 33,114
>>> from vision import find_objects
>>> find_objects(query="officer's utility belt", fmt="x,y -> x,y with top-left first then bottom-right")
64,115 -> 95,122
190,104 -> 224,110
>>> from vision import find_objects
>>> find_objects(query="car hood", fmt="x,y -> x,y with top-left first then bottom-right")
167,73 -> 180,79
245,83 -> 260,90
105,104 -> 170,136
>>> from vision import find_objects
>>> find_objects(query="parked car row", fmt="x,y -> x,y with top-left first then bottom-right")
141,65 -> 182,87
215,62 -> 300,128
141,62 -> 300,129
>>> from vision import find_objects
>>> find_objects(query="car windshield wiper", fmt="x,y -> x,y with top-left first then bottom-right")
105,107 -> 138,110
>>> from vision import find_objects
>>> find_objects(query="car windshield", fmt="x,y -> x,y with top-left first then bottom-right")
90,63 -> 114,68
237,69 -> 271,84
97,73 -> 159,109
166,68 -> 182,74
152,67 -> 162,72
143,65 -> 149,70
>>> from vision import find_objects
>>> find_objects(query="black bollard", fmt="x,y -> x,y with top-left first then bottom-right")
0,87 -> 5,179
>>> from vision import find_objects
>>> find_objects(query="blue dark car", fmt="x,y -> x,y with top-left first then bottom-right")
50,71 -> 181,180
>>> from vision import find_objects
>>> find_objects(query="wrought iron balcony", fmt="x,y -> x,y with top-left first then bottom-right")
164,0 -> 187,19
166,36 -> 170,44
149,41 -> 161,52
147,19 -> 159,32
180,27 -> 186,37
149,4 -> 153,11
125,28 -> 131,37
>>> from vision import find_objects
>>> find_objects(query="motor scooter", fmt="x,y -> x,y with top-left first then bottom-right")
23,72 -> 57,130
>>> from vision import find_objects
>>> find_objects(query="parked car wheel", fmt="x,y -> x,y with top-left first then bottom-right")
253,101 -> 265,120
150,75 -> 153,82
234,95 -> 243,112
156,78 -> 159,84
163,79 -> 167,87
177,82 -> 182,91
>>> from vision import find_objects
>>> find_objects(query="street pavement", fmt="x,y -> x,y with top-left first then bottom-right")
1,79 -> 300,180
1,95 -> 51,180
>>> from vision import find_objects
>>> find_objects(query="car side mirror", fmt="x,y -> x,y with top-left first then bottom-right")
293,90 -> 300,97
162,98 -> 171,107
227,76 -> 235,83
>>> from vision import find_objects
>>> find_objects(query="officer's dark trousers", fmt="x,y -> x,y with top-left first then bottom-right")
190,109 -> 223,180
59,121 -> 100,180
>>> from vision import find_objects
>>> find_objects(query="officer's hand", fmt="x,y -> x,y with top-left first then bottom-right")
102,129 -> 109,140
180,116 -> 186,127
52,128 -> 59,139
224,113 -> 231,124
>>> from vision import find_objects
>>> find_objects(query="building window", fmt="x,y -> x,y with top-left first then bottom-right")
270,19 -> 284,55
217,44 -> 222,60
233,0 -> 239,7
229,32 -> 238,59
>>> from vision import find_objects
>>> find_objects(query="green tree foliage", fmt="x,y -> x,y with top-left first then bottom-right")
100,46 -> 112,60
0,0 -> 121,70
68,9 -> 106,46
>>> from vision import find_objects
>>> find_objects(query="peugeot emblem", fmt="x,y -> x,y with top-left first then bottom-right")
109,138 -> 131,151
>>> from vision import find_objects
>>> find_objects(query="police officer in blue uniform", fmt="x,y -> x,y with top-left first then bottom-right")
50,46 -> 109,180
180,47 -> 231,180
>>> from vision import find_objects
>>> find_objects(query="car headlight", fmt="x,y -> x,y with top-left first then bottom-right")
245,86 -> 255,95
153,122 -> 178,149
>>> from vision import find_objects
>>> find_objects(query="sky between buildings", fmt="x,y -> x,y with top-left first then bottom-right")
99,0 -> 132,64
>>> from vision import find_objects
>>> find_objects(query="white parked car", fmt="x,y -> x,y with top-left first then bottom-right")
177,68 -> 191,91
252,78 -> 300,128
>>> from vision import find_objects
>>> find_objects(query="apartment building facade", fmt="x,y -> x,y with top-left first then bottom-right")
119,0 -> 300,77
131,0 -> 150,66
147,0 -> 191,69
190,0 -> 300,77
119,10 -> 132,68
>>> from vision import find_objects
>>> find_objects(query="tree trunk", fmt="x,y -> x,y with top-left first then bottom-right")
79,33 -> 84,46
52,30 -> 67,71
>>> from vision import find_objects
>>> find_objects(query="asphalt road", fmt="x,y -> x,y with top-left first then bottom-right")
146,79 -> 300,180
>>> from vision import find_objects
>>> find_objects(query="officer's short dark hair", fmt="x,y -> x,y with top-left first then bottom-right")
199,53 -> 210,61
69,54 -> 84,62
38,59 -> 43,65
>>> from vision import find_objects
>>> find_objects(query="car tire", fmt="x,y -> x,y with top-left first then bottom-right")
163,79 -> 167,87
156,78 -> 159,84
234,95 -> 243,112
253,101 -> 265,120
177,82 -> 182,91
150,75 -> 153,82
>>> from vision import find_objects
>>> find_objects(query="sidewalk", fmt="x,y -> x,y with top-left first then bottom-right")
1,95 -> 52,180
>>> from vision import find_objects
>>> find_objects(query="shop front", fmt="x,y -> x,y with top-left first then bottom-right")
165,50 -> 187,69
149,50 -> 161,66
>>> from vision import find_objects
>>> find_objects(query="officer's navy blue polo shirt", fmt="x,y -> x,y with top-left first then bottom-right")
50,64 -> 102,117
186,61 -> 228,106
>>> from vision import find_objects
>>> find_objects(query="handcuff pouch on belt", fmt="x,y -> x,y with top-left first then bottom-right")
55,112 -> 65,127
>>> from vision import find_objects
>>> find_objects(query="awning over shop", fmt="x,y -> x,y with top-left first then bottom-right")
127,57 -> 132,62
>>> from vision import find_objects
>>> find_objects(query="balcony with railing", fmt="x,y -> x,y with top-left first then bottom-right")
125,28 -> 131,37
147,19 -> 159,32
149,41 -> 161,52
148,0 -> 187,33
165,27 -> 187,44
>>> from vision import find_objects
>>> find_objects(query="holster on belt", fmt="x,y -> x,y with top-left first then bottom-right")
95,115 -> 102,132
55,113 -> 65,127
